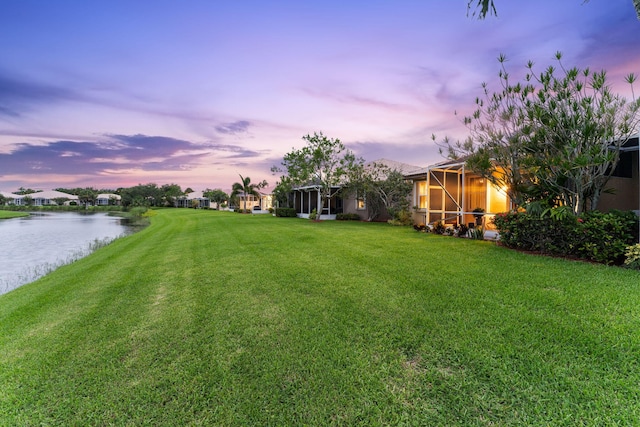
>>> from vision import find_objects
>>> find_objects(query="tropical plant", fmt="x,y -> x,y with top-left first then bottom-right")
230,175 -> 267,213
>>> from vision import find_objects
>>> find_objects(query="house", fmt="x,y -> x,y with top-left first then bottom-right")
175,191 -> 211,209
405,135 -> 640,228
404,159 -> 511,230
96,193 -> 121,206
1,190 -> 80,206
288,159 -> 420,220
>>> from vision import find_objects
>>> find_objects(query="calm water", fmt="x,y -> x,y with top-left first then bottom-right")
0,212 -> 136,295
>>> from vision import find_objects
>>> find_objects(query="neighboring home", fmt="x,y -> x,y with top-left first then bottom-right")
96,193 -> 121,206
175,191 -> 211,209
2,190 -> 80,206
404,159 -> 511,230
289,159 -> 420,221
0,191 -> 21,205
232,191 -> 273,212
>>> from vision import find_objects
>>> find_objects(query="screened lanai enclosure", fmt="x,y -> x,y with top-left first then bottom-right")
290,185 -> 343,219
406,161 -> 510,229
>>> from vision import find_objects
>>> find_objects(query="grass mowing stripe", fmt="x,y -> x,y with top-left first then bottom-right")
1,209 -> 639,425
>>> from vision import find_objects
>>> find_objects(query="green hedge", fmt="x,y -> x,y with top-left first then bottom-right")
336,213 -> 361,221
493,210 -> 639,265
275,207 -> 297,217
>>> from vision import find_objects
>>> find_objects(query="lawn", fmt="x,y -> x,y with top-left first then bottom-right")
1,209 -> 639,425
0,210 -> 29,219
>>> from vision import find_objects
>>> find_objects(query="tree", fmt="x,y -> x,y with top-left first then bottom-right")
439,53 -> 640,214
203,189 -> 228,209
161,184 -> 183,206
76,187 -> 99,207
118,183 -> 163,208
438,53 -> 538,208
274,132 -> 362,220
14,187 -> 37,195
349,162 -> 413,221
525,54 -> 640,212
230,175 -> 267,212
52,197 -> 70,206
467,1 -> 605,20
467,0 -> 497,19
635,0 -> 640,19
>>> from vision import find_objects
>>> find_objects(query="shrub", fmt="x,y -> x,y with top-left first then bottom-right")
456,223 -> 469,238
624,244 -> 640,270
493,210 -> 639,265
275,208 -> 297,218
576,210 -> 639,265
433,221 -> 447,235
336,213 -> 361,221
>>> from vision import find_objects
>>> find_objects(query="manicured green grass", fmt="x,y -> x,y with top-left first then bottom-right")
1,209 -> 639,425
0,210 -> 29,219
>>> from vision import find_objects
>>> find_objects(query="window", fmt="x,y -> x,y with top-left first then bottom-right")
416,181 -> 427,209
356,191 -> 366,210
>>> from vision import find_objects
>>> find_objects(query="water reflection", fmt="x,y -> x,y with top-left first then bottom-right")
0,212 -> 137,295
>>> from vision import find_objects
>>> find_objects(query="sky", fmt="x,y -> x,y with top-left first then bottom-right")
1,1 -> 639,193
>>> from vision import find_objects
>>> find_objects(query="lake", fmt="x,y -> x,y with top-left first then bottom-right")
0,212 -> 137,295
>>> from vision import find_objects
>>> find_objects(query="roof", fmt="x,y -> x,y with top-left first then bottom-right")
366,158 -> 422,175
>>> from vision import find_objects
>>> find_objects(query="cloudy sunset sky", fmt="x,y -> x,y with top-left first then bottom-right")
1,0 -> 639,192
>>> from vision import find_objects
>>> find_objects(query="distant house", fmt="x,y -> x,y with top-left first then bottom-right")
175,191 -> 211,209
96,193 -> 121,206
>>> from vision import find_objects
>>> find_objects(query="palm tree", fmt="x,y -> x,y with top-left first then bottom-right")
230,175 -> 268,212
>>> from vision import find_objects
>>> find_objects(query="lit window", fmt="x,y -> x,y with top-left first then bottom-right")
356,191 -> 366,210
417,181 -> 427,209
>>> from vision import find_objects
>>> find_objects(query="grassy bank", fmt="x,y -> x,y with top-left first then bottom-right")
0,210 -> 29,219
1,209 -> 639,425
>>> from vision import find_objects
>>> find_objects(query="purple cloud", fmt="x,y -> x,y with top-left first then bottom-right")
0,133 -> 271,178
215,120 -> 251,134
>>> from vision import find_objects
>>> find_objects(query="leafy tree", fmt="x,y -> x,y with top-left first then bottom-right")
203,188 -> 228,209
439,53 -> 640,214
52,197 -> 70,206
118,183 -> 163,208
270,175 -> 294,208
14,187 -> 38,195
274,131 -> 363,220
161,184 -> 183,206
349,162 -> 413,221
0,194 -> 6,205
76,187 -> 99,206
230,175 -> 267,212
